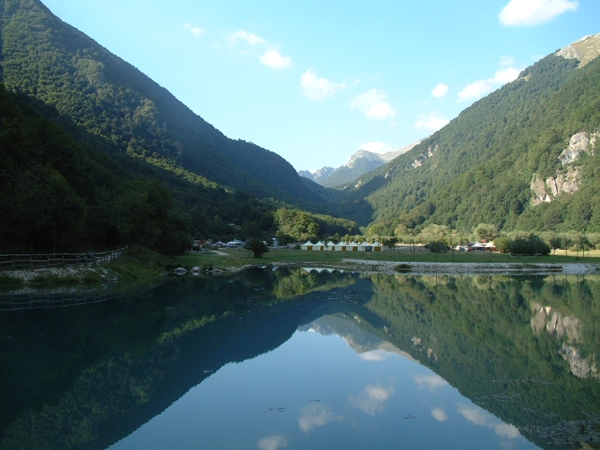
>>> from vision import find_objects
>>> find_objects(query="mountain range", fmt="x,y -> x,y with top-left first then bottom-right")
298,140 -> 421,188
1,0 -> 600,253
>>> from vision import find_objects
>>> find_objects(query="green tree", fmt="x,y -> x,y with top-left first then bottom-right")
245,238 -> 269,258
474,223 -> 499,241
382,237 -> 397,251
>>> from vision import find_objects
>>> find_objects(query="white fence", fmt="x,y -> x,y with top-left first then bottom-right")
0,246 -> 128,271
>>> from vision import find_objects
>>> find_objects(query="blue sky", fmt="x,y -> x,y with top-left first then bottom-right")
41,0 -> 599,171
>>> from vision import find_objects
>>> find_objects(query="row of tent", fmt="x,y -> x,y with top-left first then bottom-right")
300,241 -> 383,251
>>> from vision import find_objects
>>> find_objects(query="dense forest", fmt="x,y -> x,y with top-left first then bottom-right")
0,0 -> 325,205
0,85 -> 357,253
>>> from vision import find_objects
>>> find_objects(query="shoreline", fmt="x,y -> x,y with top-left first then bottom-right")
1,260 -> 599,292
303,260 -> 600,276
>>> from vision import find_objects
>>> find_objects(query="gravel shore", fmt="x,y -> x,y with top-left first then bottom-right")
337,260 -> 600,276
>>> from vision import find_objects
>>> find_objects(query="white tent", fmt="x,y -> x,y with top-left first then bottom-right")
326,241 -> 337,250
347,241 -> 360,251
301,241 -> 314,250
313,241 -> 326,251
334,242 -> 348,251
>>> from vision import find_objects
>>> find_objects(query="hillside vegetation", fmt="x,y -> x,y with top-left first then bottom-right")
0,0 -> 322,206
0,0 -> 361,254
338,47 -> 600,236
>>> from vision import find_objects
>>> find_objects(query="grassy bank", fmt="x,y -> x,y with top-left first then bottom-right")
177,248 -> 600,271
0,246 -> 173,288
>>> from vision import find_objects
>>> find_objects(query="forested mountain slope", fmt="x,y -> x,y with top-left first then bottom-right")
0,0 -> 320,205
0,84 -> 268,253
0,84 -> 358,253
338,35 -> 600,234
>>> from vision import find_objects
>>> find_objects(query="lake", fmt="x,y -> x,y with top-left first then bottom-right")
1,267 -> 599,449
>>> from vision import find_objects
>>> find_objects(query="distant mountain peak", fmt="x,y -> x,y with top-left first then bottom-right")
298,139 -> 423,188
345,150 -> 383,169
297,167 -> 335,184
556,33 -> 600,67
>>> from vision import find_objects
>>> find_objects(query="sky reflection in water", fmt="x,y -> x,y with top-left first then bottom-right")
109,322 -> 536,450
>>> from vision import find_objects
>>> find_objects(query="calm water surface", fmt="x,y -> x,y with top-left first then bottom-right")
1,268 -> 599,449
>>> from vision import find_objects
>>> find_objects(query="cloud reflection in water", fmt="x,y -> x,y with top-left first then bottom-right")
457,404 -> 522,439
256,435 -> 289,450
414,374 -> 449,392
298,403 -> 343,434
431,407 -> 449,422
349,384 -> 395,416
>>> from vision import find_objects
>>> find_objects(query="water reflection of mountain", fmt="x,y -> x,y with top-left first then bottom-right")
0,268 -> 372,449
300,315 -> 412,361
364,274 -> 600,448
1,269 -> 599,449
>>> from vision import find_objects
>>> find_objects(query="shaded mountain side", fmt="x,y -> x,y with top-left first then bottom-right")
0,270 -> 374,450
0,84 -> 291,252
338,35 -> 600,233
0,0 -> 324,207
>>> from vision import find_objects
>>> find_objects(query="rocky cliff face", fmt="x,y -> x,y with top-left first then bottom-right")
531,132 -> 598,206
556,33 -> 600,67
298,167 -> 335,184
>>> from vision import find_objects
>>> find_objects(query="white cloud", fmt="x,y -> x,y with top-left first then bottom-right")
349,384 -> 395,416
457,66 -> 521,102
499,0 -> 579,26
301,69 -> 349,100
298,404 -> 343,434
500,56 -> 516,66
414,374 -> 449,391
431,408 -> 449,422
184,24 -> 205,37
351,89 -> 396,120
228,30 -> 266,45
432,83 -> 449,98
414,112 -> 450,131
359,142 -> 395,155
257,436 -> 288,450
260,49 -> 292,69
227,31 -> 292,70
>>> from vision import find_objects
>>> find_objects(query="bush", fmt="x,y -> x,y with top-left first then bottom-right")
507,234 -> 550,255
494,236 -> 510,253
425,240 -> 448,253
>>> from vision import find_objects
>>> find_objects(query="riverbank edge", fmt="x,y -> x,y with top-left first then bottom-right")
333,260 -> 600,276
2,259 -> 598,293
205,259 -> 600,277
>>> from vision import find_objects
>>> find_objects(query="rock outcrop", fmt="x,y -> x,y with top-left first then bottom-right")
531,131 -> 597,206
556,33 -> 600,67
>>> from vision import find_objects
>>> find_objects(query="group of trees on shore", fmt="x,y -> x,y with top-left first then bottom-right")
360,222 -> 599,256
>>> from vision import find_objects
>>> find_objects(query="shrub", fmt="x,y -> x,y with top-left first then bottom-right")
507,234 -> 550,255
